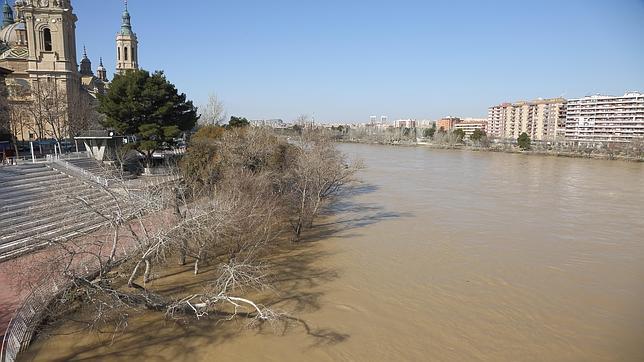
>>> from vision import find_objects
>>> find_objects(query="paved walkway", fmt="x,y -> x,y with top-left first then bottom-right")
0,247 -> 52,339
0,209 -> 176,341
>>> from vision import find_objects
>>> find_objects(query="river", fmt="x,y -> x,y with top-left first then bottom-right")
24,144 -> 644,361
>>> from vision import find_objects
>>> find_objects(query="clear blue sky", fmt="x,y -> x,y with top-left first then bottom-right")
72,0 -> 644,123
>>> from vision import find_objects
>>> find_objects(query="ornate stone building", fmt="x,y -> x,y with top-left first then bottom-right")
116,3 -> 137,75
0,0 -> 139,142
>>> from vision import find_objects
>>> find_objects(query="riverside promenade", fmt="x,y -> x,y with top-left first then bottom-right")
0,206 -> 178,362
0,225 -> 150,361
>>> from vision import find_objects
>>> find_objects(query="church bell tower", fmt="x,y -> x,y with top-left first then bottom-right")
115,0 -> 138,75
17,0 -> 79,83
15,0 -> 80,108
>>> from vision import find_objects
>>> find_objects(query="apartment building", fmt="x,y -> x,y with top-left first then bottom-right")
487,104 -> 507,137
454,118 -> 488,139
436,117 -> 462,132
487,98 -> 566,141
394,119 -> 417,128
565,92 -> 644,144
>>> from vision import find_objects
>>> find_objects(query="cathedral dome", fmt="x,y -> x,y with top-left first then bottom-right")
0,21 -> 24,45
2,0 -> 14,29
79,46 -> 93,76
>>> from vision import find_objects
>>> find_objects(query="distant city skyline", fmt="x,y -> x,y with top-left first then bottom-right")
73,0 -> 644,123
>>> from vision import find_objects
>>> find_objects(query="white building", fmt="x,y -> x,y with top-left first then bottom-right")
565,92 -> 644,144
394,119 -> 416,128
417,119 -> 435,128
250,119 -> 285,128
454,118 -> 488,139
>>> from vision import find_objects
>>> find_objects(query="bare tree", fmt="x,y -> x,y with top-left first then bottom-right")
14,127 -> 359,346
25,167 -> 285,335
21,79 -> 68,148
200,93 -> 227,126
1,82 -> 32,156
284,130 -> 361,240
68,91 -> 102,138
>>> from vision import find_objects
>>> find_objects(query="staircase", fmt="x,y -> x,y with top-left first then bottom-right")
62,157 -> 137,182
0,163 -> 121,261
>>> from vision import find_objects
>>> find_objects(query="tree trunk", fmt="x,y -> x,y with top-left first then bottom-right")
194,250 -> 203,275
173,190 -> 187,265
11,134 -> 19,162
180,240 -> 187,265
128,259 -> 143,288
144,259 -> 152,284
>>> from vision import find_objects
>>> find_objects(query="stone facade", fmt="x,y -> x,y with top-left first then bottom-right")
115,3 -> 138,74
0,0 -> 139,142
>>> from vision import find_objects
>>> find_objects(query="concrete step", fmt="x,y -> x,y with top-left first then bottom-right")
0,214 -> 113,259
0,196 -> 119,234
0,204 -> 120,245
0,186 -> 108,214
63,159 -> 138,180
0,174 -> 73,193
0,164 -> 50,175
0,181 -> 89,207
0,179 -> 80,200
0,164 -> 52,175
0,193 -> 114,228
0,217 -> 112,262
4,163 -> 46,169
0,171 -> 64,186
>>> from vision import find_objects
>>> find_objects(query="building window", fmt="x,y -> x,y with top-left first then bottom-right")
124,46 -> 128,61
43,28 -> 52,51
118,47 -> 121,60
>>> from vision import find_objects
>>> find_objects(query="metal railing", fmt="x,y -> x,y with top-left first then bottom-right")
1,249 -> 121,362
51,158 -> 109,187
1,280 -> 63,362
0,157 -> 30,167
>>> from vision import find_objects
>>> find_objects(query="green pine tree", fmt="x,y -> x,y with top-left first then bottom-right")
98,69 -> 198,165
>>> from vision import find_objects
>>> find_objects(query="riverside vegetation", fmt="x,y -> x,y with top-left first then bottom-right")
320,125 -> 644,161
13,126 -> 360,354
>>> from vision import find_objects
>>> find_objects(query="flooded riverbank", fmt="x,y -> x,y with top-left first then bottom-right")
23,144 -> 644,361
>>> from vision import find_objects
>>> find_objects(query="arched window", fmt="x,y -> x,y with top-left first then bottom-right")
118,47 -> 121,60
124,47 -> 128,61
43,28 -> 52,51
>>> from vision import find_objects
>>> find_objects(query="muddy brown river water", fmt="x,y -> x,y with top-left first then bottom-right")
24,144 -> 644,361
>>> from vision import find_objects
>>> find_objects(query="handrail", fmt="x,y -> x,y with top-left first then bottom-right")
1,252 -> 124,362
1,280 -> 63,362
0,220 -> 135,361
0,171 -> 183,361
52,158 -> 109,188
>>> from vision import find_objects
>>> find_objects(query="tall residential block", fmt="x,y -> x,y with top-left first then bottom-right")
487,98 -> 566,141
565,92 -> 644,144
